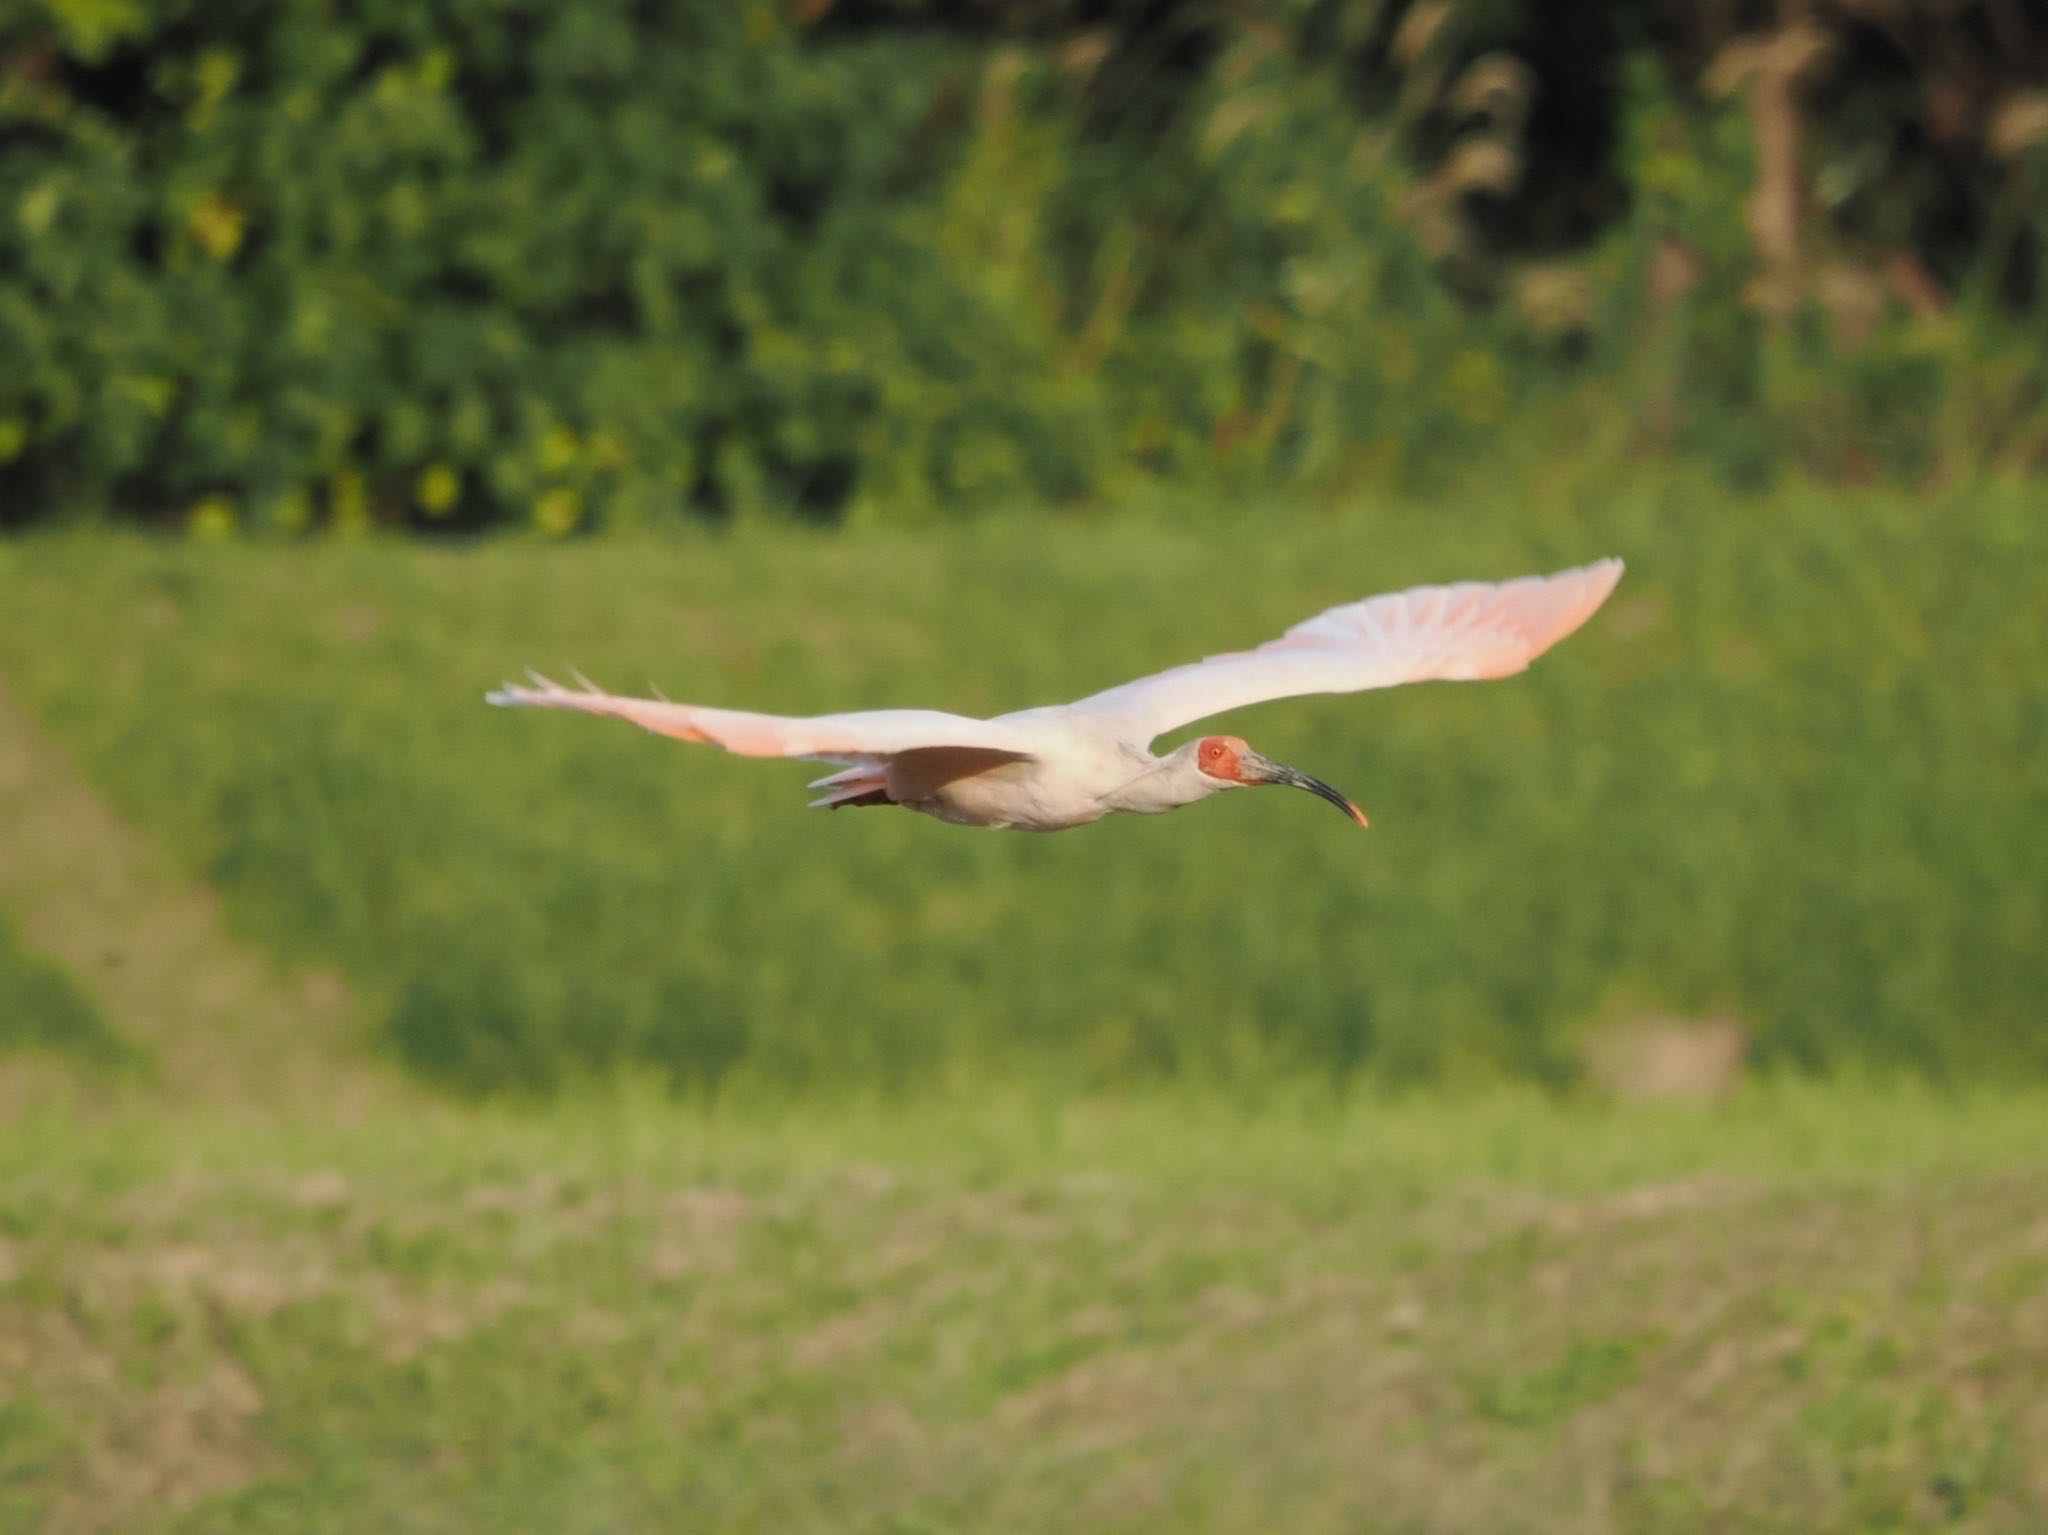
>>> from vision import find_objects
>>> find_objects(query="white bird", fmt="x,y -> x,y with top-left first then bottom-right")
488,559 -> 1622,833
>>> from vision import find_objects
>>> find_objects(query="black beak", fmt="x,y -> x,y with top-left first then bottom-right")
1244,752 -> 1369,828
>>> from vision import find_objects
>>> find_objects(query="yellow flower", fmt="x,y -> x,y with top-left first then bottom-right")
416,463 -> 461,516
534,488 -> 582,536
537,426 -> 579,474
189,496 -> 237,541
188,194 -> 246,261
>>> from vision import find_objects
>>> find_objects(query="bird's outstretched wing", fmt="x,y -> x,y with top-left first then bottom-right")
485,673 -> 1040,761
1062,559 -> 1623,743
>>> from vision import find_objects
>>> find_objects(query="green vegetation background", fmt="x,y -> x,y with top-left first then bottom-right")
3,10 -> 2047,1526
6,0 -> 2048,531
0,0 -> 2042,1087
4,475 -> 2042,1092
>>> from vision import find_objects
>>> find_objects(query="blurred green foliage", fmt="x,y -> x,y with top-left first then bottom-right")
2,477 -> 2041,1092
4,1 -> 2046,532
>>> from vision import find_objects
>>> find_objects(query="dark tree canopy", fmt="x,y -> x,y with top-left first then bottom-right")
3,0 -> 2045,530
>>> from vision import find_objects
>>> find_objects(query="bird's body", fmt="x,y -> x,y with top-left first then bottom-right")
869,739 -> 1141,831
846,731 -> 1211,832
489,559 -> 1623,833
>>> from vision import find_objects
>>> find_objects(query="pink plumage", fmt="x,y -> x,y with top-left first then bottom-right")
488,560 -> 1623,833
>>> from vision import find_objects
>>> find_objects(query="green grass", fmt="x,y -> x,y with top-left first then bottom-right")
2,491 -> 2045,1530
0,911 -> 125,1068
1,478 -> 2041,1091
1,1083 -> 2044,1534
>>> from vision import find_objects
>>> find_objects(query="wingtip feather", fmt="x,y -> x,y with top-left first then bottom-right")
487,679 -> 542,708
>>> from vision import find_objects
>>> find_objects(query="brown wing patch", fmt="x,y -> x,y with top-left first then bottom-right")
826,788 -> 894,810
884,746 -> 1033,803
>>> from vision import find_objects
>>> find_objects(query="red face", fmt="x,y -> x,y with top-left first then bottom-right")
1196,735 -> 1248,781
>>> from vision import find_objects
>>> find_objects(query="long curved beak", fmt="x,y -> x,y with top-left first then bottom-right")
1242,752 -> 1369,828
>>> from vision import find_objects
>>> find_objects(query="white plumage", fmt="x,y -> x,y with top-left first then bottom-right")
488,559 -> 1622,832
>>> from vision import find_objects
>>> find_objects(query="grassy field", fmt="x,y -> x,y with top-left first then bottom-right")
1,478 -> 2042,1092
4,1084 -> 2047,1535
1,491 -> 2044,1530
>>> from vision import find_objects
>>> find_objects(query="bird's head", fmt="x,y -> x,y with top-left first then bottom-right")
1191,735 -> 1368,828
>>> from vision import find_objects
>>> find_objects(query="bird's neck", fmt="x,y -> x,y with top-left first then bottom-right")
1102,748 -> 1223,816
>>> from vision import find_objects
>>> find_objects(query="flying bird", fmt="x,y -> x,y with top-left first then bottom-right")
488,559 -> 1622,833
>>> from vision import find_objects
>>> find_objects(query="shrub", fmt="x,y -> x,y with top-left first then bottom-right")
3,1 -> 2045,531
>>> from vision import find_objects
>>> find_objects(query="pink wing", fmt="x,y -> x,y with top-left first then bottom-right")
486,672 -> 1040,761
1064,559 -> 1624,743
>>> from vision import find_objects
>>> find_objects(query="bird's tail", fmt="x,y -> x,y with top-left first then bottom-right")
806,763 -> 891,809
